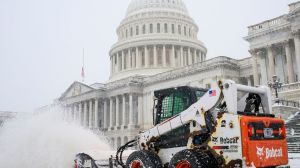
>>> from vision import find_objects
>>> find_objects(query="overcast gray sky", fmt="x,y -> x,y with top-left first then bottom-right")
0,0 -> 297,112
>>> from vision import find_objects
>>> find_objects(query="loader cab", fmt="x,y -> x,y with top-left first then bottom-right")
153,86 -> 207,125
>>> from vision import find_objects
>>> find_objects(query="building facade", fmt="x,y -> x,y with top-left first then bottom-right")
57,0 -> 300,149
244,1 -> 300,102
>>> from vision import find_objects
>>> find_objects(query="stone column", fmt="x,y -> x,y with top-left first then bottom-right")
113,55 -> 117,73
110,55 -> 113,75
257,50 -> 268,85
133,49 -> 136,68
83,101 -> 88,127
136,47 -> 141,68
247,77 -> 252,86
294,33 -> 300,81
129,94 -> 134,126
145,46 -> 149,68
128,48 -> 131,69
171,45 -> 176,67
72,105 -> 76,121
154,45 -> 157,67
200,52 -> 203,62
122,50 -> 125,70
250,50 -> 259,86
78,102 -> 82,126
89,100 -> 93,128
103,99 -> 107,129
70,105 -> 74,122
74,104 -> 78,122
109,97 -> 113,129
188,47 -> 192,65
122,95 -> 126,128
284,41 -> 294,83
94,99 -> 99,129
116,96 -> 120,128
137,94 -> 143,125
162,45 -> 166,67
180,46 -> 184,66
66,106 -> 71,122
267,46 -> 275,79
116,52 -> 120,72
193,49 -> 197,63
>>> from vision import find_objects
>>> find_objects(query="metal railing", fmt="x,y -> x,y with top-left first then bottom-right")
273,99 -> 300,108
279,82 -> 300,92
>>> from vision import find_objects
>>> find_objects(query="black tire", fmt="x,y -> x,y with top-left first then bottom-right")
75,153 -> 98,168
168,149 -> 211,168
126,150 -> 163,168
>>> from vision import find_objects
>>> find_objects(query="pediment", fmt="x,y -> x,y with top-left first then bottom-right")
59,81 -> 94,100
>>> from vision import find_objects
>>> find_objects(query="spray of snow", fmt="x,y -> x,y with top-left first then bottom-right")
0,111 -> 111,168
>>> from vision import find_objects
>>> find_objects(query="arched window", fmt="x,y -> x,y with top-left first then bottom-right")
157,23 -> 160,33
189,28 -> 191,37
130,27 -> 133,36
184,26 -> 186,36
178,25 -> 181,34
164,23 -> 168,33
136,25 -> 139,35
143,24 -> 146,34
126,29 -> 128,38
150,24 -> 153,33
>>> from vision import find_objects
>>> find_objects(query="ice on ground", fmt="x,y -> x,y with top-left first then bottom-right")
0,111 -> 111,168
289,153 -> 300,168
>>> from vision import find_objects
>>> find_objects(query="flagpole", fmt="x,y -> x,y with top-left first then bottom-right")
81,48 -> 85,82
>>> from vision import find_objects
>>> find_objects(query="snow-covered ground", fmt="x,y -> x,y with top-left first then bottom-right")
289,153 -> 300,168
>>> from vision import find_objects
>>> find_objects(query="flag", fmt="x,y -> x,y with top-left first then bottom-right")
209,89 -> 216,97
81,48 -> 85,82
81,67 -> 85,82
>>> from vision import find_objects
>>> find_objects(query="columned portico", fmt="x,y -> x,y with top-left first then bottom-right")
284,41 -> 294,83
89,100 -> 93,128
128,94 -> 134,126
79,102 -> 83,125
145,46 -> 149,68
154,45 -> 158,67
83,101 -> 88,127
267,46 -> 275,79
94,99 -> 99,129
162,45 -> 166,67
103,99 -> 108,129
115,96 -> 120,129
109,98 -> 113,129
122,94 -> 126,128
257,50 -> 268,85
250,50 -> 259,86
293,32 -> 300,81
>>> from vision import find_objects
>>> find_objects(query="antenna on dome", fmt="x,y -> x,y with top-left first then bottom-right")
81,48 -> 85,82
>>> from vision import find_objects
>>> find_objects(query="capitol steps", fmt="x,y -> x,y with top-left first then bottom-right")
285,112 -> 300,153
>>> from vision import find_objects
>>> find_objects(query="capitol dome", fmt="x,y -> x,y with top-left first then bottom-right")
126,0 -> 189,17
109,0 -> 207,81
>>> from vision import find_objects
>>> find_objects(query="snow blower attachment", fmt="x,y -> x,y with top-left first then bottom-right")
116,80 -> 289,168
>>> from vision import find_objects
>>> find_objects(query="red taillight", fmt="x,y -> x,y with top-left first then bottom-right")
279,126 -> 286,138
248,125 -> 254,137
74,160 -> 78,168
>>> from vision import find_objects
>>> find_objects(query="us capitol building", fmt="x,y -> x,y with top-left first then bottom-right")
41,0 -> 300,149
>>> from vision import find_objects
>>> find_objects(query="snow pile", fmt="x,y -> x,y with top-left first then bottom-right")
0,111 -> 111,168
286,111 -> 299,124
